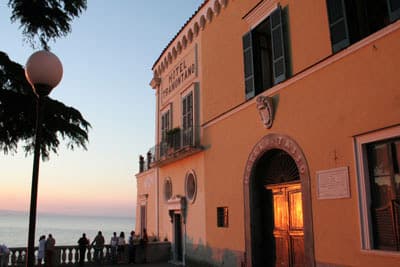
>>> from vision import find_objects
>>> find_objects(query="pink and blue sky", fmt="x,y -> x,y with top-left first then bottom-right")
0,0 -> 203,217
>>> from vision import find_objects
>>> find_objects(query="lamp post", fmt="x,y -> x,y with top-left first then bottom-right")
25,50 -> 63,267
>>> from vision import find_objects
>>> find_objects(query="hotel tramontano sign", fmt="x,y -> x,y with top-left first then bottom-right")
160,46 -> 198,105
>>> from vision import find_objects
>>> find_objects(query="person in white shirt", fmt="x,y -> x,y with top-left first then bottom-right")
37,235 -> 46,266
110,232 -> 118,264
117,232 -> 126,263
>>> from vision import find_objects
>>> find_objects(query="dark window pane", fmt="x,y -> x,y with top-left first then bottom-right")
217,207 -> 229,227
389,0 -> 400,11
394,142 -> 400,197
365,0 -> 390,33
367,138 -> 400,251
372,176 -> 393,207
394,142 -> 400,173
370,144 -> 391,176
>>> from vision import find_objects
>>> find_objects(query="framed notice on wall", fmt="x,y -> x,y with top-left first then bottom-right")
316,166 -> 350,200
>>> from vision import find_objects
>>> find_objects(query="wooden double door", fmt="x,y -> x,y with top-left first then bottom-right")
265,182 -> 305,267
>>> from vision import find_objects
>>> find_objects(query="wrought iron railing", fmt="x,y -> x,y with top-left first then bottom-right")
139,126 -> 201,172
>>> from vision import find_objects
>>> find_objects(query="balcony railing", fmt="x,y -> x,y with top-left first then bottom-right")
4,242 -> 170,266
139,126 -> 201,172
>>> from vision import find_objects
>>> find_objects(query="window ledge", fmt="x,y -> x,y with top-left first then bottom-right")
360,249 -> 400,258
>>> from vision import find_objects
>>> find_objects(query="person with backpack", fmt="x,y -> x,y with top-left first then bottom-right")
91,231 -> 105,264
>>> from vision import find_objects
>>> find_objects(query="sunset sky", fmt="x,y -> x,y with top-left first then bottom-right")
0,0 -> 204,217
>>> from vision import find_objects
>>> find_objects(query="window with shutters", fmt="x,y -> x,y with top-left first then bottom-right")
160,109 -> 171,156
242,5 -> 289,100
355,126 -> 400,252
161,109 -> 171,141
182,91 -> 193,147
326,0 -> 400,53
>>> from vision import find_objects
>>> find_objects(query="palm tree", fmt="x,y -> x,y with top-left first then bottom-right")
0,0 -> 90,159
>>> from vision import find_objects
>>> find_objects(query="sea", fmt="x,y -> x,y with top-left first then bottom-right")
0,210 -> 136,248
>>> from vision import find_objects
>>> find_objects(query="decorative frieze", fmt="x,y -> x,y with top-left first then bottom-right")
153,0 -> 231,78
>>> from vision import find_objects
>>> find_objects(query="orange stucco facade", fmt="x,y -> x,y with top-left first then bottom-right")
136,0 -> 400,266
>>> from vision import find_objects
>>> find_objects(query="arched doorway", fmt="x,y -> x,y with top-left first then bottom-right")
243,134 -> 315,267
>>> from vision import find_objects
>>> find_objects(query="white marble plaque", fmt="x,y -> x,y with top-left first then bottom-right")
317,166 -> 350,199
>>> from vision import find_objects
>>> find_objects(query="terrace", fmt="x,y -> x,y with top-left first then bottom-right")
3,242 -> 170,266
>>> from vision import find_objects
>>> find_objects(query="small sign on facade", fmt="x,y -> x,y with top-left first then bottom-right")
316,166 -> 350,199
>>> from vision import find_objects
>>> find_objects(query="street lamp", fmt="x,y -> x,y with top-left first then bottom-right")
25,50 -> 63,267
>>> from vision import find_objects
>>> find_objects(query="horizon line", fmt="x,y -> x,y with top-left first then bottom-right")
0,209 -> 136,219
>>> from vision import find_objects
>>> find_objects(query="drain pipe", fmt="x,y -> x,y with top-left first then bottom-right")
155,80 -> 161,240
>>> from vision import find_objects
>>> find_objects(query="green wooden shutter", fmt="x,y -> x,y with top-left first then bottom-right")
166,110 -> 170,131
326,0 -> 350,53
243,31 -> 255,100
270,6 -> 286,84
182,96 -> 187,132
387,0 -> 400,22
161,114 -> 166,140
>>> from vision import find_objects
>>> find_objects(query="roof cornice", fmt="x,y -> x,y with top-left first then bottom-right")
151,0 -> 229,77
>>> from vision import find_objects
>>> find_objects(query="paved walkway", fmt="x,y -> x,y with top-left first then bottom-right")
103,263 -> 174,267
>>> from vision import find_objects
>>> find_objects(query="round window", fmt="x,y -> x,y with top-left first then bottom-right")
164,178 -> 172,201
185,172 -> 197,203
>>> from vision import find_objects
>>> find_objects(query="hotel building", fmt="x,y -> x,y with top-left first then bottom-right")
136,0 -> 400,266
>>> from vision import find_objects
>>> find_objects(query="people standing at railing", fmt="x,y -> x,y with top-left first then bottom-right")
117,231 -> 126,263
91,231 -> 105,264
0,244 -> 10,267
37,235 -> 46,266
128,230 -> 136,263
77,233 -> 89,267
45,234 -> 56,267
110,232 -> 118,264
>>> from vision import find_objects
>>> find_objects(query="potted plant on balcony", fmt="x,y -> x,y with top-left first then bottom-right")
166,127 -> 181,150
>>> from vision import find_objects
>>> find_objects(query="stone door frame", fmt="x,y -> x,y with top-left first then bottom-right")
243,133 -> 315,267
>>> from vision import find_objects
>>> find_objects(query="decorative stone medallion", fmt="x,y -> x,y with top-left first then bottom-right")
256,95 -> 274,129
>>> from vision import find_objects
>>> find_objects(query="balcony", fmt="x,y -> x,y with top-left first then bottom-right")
139,127 -> 202,172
